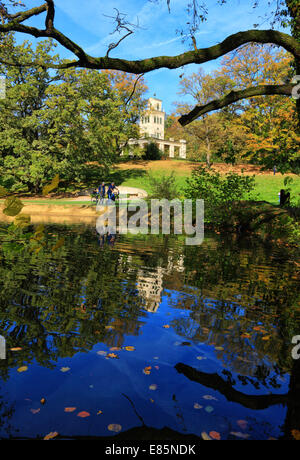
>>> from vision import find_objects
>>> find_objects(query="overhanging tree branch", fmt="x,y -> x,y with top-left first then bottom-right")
179,84 -> 295,125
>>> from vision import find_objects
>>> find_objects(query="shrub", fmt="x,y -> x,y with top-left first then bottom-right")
143,142 -> 162,161
184,166 -> 255,226
148,172 -> 179,200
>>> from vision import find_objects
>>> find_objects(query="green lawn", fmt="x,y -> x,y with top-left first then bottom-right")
119,169 -> 300,205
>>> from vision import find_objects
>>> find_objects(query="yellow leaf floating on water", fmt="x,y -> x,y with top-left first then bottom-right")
44,431 -> 59,440
97,410 -> 103,415
60,367 -> 70,373
109,347 -> 121,351
124,346 -> 135,351
149,384 -> 157,391
17,366 -> 28,373
194,403 -> 203,409
201,432 -> 212,440
163,325 -> 170,329
215,346 -> 224,351
262,335 -> 271,341
108,424 -> 122,433
107,353 -> 118,359
143,366 -> 152,375
11,347 -> 22,351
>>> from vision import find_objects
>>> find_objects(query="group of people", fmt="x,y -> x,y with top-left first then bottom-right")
93,182 -> 119,203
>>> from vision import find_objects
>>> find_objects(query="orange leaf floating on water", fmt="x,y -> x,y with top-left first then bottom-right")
209,431 -> 221,440
17,366 -> 28,373
64,407 -> 76,413
241,333 -> 251,339
77,411 -> 90,418
154,366 -> 159,370
109,347 -> 121,351
97,410 -> 103,415
163,325 -> 170,329
40,398 -> 46,405
10,347 -> 22,351
107,353 -> 118,359
143,366 -> 152,375
262,335 -> 271,341
44,431 -> 59,440
124,346 -> 135,351
108,424 -> 122,433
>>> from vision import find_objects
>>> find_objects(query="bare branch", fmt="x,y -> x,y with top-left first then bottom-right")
179,84 -> 295,126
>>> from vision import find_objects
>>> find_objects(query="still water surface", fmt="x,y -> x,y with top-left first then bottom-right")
0,224 -> 299,440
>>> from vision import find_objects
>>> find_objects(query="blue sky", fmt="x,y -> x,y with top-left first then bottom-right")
17,0 -> 284,113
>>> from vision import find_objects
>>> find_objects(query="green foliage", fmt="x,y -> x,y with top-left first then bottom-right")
184,166 -> 256,225
0,35 -> 146,194
143,142 -> 162,161
148,171 -> 180,200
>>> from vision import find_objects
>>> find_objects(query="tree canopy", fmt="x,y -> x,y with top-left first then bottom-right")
0,1 -> 299,128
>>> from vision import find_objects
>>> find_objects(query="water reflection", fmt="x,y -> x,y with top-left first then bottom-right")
0,223 -> 299,439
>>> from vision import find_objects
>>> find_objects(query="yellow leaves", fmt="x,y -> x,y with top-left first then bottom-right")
108,424 -> 122,433
124,346 -> 135,351
44,431 -> 59,441
60,367 -> 70,372
17,366 -> 28,373
10,347 -> 22,351
143,366 -> 152,375
149,384 -> 157,391
163,324 -> 170,329
201,431 -> 212,440
3,197 -> 24,217
107,353 -> 118,359
42,174 -> 60,196
262,335 -> 271,341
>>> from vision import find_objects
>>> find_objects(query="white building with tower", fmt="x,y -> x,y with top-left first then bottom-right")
126,96 -> 186,159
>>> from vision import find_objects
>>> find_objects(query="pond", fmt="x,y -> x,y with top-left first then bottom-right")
0,223 -> 299,440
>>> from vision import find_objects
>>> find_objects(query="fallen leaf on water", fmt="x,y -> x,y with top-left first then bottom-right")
97,410 -> 103,415
205,405 -> 214,413
149,384 -> 157,391
203,395 -> 218,401
154,366 -> 159,370
44,431 -> 59,441
109,347 -> 121,351
143,366 -> 152,375
64,407 -> 76,413
10,347 -> 22,351
77,411 -> 90,418
17,366 -> 28,373
163,325 -> 170,329
40,398 -> 46,405
214,346 -> 224,351
150,399 -> 154,403
209,431 -> 221,440
230,431 -> 250,439
196,356 -> 207,361
60,367 -> 70,373
201,432 -> 212,440
193,403 -> 203,409
237,419 -> 248,430
30,408 -> 40,414
108,424 -> 122,433
262,335 -> 271,341
124,346 -> 135,351
241,333 -> 251,339
107,353 -> 118,359
97,351 -> 107,356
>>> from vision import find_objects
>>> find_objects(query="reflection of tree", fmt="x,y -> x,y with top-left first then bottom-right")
175,360 -> 300,439
0,225 -> 148,378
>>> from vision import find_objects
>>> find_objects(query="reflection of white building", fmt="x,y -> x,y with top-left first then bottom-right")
126,96 -> 187,159
137,267 -> 164,313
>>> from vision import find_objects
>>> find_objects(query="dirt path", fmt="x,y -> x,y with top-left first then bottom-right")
116,160 -> 297,176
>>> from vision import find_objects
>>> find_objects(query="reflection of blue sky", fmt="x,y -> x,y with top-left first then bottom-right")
15,0 -> 289,113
